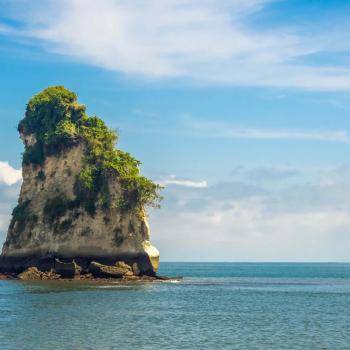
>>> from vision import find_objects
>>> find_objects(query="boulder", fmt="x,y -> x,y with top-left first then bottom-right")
54,259 -> 81,278
89,261 -> 133,278
18,267 -> 43,280
115,261 -> 133,276
17,267 -> 60,280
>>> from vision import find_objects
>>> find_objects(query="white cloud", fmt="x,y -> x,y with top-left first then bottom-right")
189,119 -> 350,143
150,164 -> 350,261
3,0 -> 350,90
152,195 -> 350,261
0,213 -> 11,232
131,108 -> 159,119
0,180 -> 22,242
158,175 -> 207,188
0,162 -> 22,186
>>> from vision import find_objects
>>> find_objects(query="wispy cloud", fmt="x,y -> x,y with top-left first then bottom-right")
0,162 -> 22,186
0,23 -> 12,34
2,0 -> 350,90
158,175 -> 208,188
232,165 -> 300,183
189,120 -> 350,143
0,168 -> 22,239
131,108 -> 159,119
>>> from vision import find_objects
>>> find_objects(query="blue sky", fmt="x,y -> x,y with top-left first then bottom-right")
1,0 -> 350,261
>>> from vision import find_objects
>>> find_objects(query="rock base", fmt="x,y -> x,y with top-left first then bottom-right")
0,253 -> 157,276
0,258 -> 182,282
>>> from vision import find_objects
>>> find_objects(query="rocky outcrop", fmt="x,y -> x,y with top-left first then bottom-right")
0,86 -> 162,278
12,262 -> 182,282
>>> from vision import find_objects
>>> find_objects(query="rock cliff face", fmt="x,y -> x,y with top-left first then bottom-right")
0,86 -> 161,276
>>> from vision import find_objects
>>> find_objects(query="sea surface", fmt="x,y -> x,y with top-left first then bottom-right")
1,263 -> 350,349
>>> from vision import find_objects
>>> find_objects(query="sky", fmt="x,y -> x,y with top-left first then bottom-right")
1,0 -> 350,261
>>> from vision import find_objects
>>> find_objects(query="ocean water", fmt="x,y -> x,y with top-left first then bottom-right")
1,263 -> 350,350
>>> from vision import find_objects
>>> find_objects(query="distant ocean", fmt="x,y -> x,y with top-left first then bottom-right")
1,262 -> 350,349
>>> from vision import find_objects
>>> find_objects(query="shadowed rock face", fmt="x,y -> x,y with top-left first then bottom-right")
0,86 -> 161,276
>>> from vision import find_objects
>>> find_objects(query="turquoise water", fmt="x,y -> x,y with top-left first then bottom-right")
2,263 -> 350,349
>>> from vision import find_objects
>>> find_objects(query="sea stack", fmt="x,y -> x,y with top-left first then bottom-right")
0,86 -> 162,279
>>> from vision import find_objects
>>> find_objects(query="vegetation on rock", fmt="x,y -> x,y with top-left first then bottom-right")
9,200 -> 38,233
43,195 -> 76,224
19,86 -> 162,217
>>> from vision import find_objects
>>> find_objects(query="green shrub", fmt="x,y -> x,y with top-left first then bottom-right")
20,86 -> 83,162
19,86 -> 78,137
19,86 -> 162,215
73,167 -> 102,216
55,119 -> 77,138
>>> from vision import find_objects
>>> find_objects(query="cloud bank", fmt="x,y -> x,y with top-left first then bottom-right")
150,164 -> 350,261
0,161 -> 350,261
2,0 -> 350,90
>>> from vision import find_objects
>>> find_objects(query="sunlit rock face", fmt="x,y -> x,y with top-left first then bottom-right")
0,86 -> 160,275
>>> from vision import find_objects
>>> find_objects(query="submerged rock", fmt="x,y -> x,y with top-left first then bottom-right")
0,86 -> 162,277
